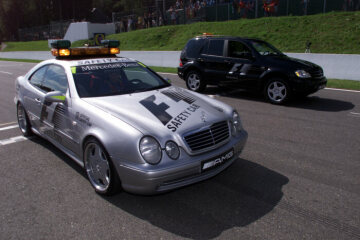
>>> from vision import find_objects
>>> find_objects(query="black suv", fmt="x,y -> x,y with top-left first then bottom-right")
178,36 -> 327,104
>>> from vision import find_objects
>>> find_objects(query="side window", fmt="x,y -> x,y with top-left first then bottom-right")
206,39 -> 224,56
29,66 -> 48,89
41,65 -> 68,94
228,41 -> 252,58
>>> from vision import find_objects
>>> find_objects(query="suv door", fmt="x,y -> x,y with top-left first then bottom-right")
200,39 -> 228,83
224,40 -> 263,89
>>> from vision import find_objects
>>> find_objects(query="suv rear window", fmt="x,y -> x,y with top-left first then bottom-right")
182,38 -> 205,58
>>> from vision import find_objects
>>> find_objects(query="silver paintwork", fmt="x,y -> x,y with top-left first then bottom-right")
15,57 -> 248,194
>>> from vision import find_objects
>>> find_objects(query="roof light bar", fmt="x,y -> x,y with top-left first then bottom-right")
50,39 -> 120,58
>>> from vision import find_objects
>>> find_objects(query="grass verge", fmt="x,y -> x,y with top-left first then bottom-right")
2,12 -> 360,54
0,58 -> 41,63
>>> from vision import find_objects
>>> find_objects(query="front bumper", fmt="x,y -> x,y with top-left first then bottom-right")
117,130 -> 248,195
290,76 -> 327,94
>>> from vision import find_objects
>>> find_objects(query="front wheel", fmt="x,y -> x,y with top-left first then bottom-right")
186,71 -> 206,92
264,78 -> 290,104
17,103 -> 33,136
83,138 -> 121,196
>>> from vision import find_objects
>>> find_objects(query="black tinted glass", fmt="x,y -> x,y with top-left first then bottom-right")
207,40 -> 224,56
228,41 -> 252,58
183,39 -> 205,58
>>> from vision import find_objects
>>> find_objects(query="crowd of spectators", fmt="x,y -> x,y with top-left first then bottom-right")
115,11 -> 165,33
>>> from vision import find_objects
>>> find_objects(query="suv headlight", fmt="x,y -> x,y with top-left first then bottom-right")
165,141 -> 180,160
231,111 -> 242,136
295,70 -> 311,78
139,136 -> 162,164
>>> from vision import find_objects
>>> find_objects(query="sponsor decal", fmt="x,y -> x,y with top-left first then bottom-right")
76,58 -> 135,66
79,62 -> 138,72
94,33 -> 105,46
140,89 -> 201,132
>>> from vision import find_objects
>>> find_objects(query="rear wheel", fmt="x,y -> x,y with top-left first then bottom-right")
186,70 -> 206,92
264,78 -> 290,104
17,103 -> 32,136
83,138 -> 121,196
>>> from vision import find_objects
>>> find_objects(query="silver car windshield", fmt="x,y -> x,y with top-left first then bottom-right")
249,40 -> 284,56
72,62 -> 170,98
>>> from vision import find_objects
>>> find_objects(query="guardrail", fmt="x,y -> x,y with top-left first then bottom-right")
0,51 -> 359,81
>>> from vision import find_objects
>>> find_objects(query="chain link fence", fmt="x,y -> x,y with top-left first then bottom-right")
18,21 -> 70,41
17,0 -> 359,40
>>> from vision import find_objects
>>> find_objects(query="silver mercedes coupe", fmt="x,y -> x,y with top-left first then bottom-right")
14,41 -> 247,195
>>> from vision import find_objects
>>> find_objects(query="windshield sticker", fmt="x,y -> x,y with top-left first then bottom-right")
76,58 -> 134,66
140,89 -> 200,132
137,62 -> 147,68
71,67 -> 76,74
78,62 -> 139,72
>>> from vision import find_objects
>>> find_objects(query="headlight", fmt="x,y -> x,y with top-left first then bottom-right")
139,136 -> 162,164
165,141 -> 180,160
295,70 -> 311,78
231,111 -> 242,136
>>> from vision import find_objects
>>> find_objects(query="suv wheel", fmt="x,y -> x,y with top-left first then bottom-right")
186,71 -> 206,92
265,78 -> 290,104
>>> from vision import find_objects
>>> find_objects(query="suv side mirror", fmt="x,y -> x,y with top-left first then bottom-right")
44,91 -> 66,103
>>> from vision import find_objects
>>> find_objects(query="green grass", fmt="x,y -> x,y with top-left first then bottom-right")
2,12 -> 360,53
1,41 -> 49,52
149,66 -> 178,73
327,79 -> 360,90
0,58 -> 41,63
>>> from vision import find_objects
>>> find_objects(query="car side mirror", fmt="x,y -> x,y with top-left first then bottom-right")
164,77 -> 171,84
44,91 -> 66,103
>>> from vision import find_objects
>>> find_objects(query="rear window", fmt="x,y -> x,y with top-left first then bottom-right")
181,38 -> 205,58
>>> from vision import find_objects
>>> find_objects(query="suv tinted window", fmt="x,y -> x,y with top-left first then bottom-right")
29,65 -> 48,89
41,65 -> 68,94
182,39 -> 205,58
206,39 -> 224,56
228,41 -> 252,58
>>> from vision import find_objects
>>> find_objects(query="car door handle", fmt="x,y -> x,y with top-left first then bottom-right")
35,98 -> 41,104
197,58 -> 204,62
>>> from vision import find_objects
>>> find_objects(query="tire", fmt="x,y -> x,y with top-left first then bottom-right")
264,78 -> 290,104
83,138 -> 121,196
186,70 -> 206,92
17,103 -> 33,137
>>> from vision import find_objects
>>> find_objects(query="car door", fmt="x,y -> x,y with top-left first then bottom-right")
224,40 -> 263,89
200,39 -> 229,83
23,65 -> 48,131
40,64 -> 78,154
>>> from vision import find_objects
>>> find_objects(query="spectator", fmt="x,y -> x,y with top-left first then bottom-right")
127,16 -> 133,31
171,9 -> 176,24
301,0 -> 309,15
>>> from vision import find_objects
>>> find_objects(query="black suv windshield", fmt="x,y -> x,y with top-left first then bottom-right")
72,62 -> 170,97
249,40 -> 284,56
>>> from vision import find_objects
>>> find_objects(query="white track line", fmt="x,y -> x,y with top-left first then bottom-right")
0,124 -> 18,131
324,88 -> 360,93
0,121 -> 17,127
0,71 -> 13,75
0,135 -> 28,146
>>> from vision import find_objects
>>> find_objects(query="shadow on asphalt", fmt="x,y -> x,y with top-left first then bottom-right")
28,123 -> 288,239
104,158 -> 289,239
203,86 -> 355,112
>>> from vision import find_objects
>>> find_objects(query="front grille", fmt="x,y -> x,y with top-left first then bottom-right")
184,121 -> 230,152
309,67 -> 324,79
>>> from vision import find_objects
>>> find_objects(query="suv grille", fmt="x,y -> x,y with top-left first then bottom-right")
184,121 -> 230,152
309,67 -> 324,79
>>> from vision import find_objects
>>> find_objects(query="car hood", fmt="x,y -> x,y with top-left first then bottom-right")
83,86 -> 230,139
267,55 -> 321,70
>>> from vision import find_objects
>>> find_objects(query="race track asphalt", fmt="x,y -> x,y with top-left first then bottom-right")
0,61 -> 359,239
